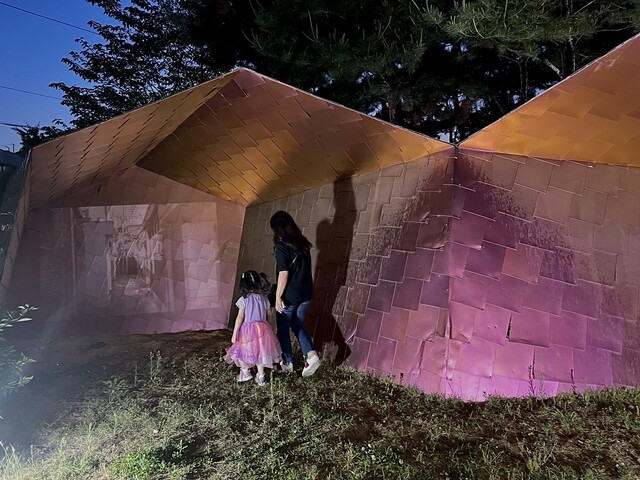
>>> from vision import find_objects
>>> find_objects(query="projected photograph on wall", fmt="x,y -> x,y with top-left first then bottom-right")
69,199 -> 244,326
73,204 -> 186,316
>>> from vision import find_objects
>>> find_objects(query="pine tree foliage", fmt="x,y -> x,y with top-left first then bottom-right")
45,0 -> 640,143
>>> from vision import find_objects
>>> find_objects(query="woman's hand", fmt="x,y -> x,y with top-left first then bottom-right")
275,296 -> 285,313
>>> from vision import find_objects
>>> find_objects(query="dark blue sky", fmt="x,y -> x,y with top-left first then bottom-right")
0,1 -> 114,152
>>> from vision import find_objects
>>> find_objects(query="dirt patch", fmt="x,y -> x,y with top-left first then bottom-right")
1,330 -> 231,447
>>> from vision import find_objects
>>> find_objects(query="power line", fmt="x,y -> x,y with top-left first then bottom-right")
0,85 -> 62,100
0,121 -> 29,128
0,1 -> 100,36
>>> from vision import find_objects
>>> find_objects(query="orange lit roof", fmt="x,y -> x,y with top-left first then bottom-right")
460,34 -> 640,165
31,69 -> 450,207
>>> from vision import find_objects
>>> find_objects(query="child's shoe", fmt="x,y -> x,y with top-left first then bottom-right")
302,352 -> 321,377
255,374 -> 267,387
278,361 -> 293,373
236,369 -> 253,382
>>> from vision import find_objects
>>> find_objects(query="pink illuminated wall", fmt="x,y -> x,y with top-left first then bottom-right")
446,150 -> 640,399
8,167 -> 244,338
10,139 -> 640,400
237,148 -> 640,400
237,149 -> 457,380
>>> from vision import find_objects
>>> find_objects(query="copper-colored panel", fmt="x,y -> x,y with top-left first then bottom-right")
33,68 -> 447,208
461,34 -> 640,165
31,74 -> 235,207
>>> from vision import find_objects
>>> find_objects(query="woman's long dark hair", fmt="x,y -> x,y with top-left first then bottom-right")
270,210 -> 312,254
239,270 -> 271,297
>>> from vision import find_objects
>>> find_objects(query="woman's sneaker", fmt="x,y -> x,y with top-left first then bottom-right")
236,369 -> 253,382
302,354 -> 321,377
255,374 -> 267,387
278,361 -> 293,373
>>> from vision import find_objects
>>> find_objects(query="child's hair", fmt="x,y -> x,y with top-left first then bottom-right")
239,270 -> 271,297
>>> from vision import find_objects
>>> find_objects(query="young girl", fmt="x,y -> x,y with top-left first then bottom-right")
225,270 -> 282,386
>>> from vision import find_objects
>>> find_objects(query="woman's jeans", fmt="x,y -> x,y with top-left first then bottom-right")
276,301 -> 314,364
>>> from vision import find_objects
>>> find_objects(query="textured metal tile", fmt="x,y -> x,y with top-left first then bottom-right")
539,248 -> 578,284
600,284 -> 639,319
392,278 -> 424,311
454,337 -> 498,378
478,374 -> 521,398
355,309 -> 383,342
485,274 -> 528,313
404,248 -> 435,281
379,250 -> 408,282
450,271 -> 490,309
405,304 -> 442,340
380,307 -> 410,342
502,244 -> 544,283
594,220 -> 629,255
612,348 -> 640,385
448,301 -> 478,343
367,336 -> 397,374
573,347 -> 613,386
450,211 -> 490,250
515,157 -> 554,193
562,280 -> 603,318
534,186 -> 574,224
465,241 -> 507,279
509,308 -> 551,347
391,335 -> 423,375
480,154 -> 520,190
569,188 -> 607,225
432,242 -> 469,278
420,337 -> 448,377
473,303 -> 511,345
523,277 -> 564,315
484,212 -> 529,249
586,315 -> 625,353
462,183 -> 500,219
493,341 -> 535,381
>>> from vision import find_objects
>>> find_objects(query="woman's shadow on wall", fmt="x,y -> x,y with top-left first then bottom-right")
311,177 -> 357,365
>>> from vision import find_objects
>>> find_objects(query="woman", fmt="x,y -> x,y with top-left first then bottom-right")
270,210 -> 321,377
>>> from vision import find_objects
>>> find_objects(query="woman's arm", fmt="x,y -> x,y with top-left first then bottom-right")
231,308 -> 245,343
275,270 -> 289,313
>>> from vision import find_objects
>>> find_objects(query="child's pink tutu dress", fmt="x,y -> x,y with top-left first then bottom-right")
225,293 -> 282,367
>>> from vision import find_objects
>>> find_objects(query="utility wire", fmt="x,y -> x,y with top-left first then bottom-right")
0,1 -> 100,36
0,85 -> 62,100
0,121 -> 29,128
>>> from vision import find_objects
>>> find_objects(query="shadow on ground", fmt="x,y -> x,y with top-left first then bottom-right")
1,330 -> 231,447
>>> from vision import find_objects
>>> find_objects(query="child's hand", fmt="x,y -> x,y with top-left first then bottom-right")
231,332 -> 237,344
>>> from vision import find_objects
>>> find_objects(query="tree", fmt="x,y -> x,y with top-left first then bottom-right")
51,0 -> 640,141
51,0 -> 221,130
425,0 -> 640,99
12,122 -> 68,158
189,0 -> 640,140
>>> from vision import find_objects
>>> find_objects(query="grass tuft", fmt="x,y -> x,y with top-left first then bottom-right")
1,331 -> 640,479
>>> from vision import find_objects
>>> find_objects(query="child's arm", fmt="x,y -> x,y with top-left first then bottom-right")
231,308 -> 245,344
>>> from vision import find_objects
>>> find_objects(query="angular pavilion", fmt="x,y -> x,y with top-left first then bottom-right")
2,33 -> 640,400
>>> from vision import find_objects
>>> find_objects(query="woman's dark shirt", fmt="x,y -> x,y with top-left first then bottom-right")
275,242 -> 313,306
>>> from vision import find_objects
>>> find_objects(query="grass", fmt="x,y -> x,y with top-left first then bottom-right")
1,331 -> 640,479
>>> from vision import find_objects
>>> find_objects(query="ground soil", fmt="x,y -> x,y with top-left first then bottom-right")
1,330 -> 231,447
